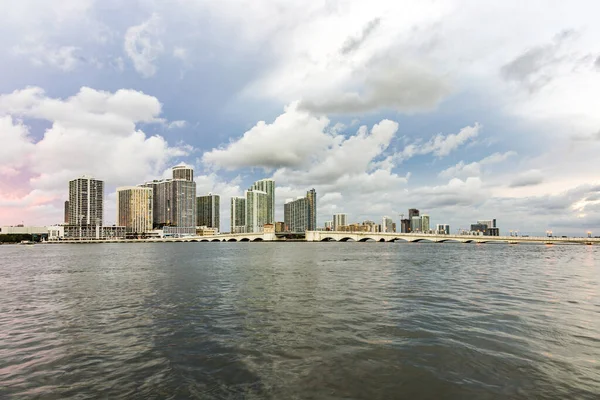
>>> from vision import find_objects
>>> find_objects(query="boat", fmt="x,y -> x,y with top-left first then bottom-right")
19,240 -> 35,245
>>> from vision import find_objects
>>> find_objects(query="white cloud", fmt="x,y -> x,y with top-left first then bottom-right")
0,116 -> 35,174
203,102 -> 333,170
13,43 -> 80,71
124,13 -> 164,77
439,151 -> 517,179
0,86 -> 191,224
167,120 -> 187,129
399,123 -> 481,163
173,47 -> 188,61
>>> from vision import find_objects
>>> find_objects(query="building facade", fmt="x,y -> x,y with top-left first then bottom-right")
142,166 -> 196,229
64,201 -> 69,224
284,197 -> 308,232
333,213 -> 347,231
251,179 -> 275,224
408,208 -> 420,220
230,196 -> 246,233
172,165 -> 194,181
306,188 -> 317,231
246,189 -> 268,233
382,216 -> 394,233
411,216 -> 422,232
116,186 -> 153,233
400,219 -> 410,233
421,215 -> 430,233
197,193 -> 220,231
69,176 -> 104,226
325,221 -> 333,231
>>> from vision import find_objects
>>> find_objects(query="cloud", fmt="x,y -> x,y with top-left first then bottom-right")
173,47 -> 188,61
124,13 -> 164,77
509,169 -> 544,188
340,18 -> 381,55
439,151 -> 517,179
400,123 -> 481,162
167,120 -> 186,129
595,56 -> 600,70
500,30 -> 576,92
299,60 -> 451,114
202,102 -> 332,170
13,43 -> 81,71
0,86 -> 190,224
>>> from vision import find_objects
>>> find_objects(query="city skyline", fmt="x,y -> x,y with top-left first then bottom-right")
1,2 -> 599,236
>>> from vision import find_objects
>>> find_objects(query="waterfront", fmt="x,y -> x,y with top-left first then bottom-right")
0,243 -> 599,399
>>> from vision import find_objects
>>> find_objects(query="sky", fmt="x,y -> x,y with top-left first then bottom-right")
1,0 -> 600,236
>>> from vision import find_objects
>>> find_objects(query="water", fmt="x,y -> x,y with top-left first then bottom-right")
0,243 -> 599,399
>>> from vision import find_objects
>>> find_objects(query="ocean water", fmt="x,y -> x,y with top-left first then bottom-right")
0,242 -> 599,399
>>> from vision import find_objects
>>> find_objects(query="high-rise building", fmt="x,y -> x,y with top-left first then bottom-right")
251,179 -> 275,224
306,188 -> 317,231
197,193 -> 220,231
411,216 -> 422,232
142,166 -> 196,229
325,221 -> 333,231
69,176 -> 104,226
408,208 -> 420,220
436,224 -> 450,234
230,196 -> 246,233
421,214 -> 430,233
382,216 -> 394,233
172,165 -> 194,181
333,213 -> 347,231
246,189 -> 268,233
64,201 -> 69,224
116,186 -> 153,233
400,219 -> 410,233
477,219 -> 496,229
284,197 -> 308,232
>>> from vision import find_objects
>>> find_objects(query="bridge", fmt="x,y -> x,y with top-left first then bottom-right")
305,231 -> 600,245
45,230 -> 599,245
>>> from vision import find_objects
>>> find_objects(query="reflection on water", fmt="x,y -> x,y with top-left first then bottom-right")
0,243 -> 599,399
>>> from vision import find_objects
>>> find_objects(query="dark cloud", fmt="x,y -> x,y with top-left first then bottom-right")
340,18 -> 381,55
509,170 -> 544,188
299,59 -> 451,114
595,56 -> 600,70
500,29 -> 575,92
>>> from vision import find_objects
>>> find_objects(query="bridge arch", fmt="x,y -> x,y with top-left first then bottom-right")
227,238 -> 237,242
253,238 -> 263,241
339,237 -> 355,242
211,239 -> 221,242
240,238 -> 250,242
201,239 -> 209,242
358,237 -> 376,242
320,237 -> 336,242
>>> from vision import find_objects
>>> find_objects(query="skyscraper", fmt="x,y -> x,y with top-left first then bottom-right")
251,179 -> 275,224
142,166 -> 196,229
284,197 -> 308,232
411,216 -> 422,232
172,165 -> 194,181
333,213 -> 347,231
64,201 -> 69,224
230,196 -> 246,233
69,176 -> 104,226
246,189 -> 268,233
197,193 -> 220,231
421,214 -> 430,233
306,188 -> 317,231
408,208 -> 420,219
116,187 -> 153,233
400,219 -> 410,233
382,216 -> 394,232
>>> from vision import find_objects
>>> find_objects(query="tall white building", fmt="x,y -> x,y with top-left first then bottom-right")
333,213 -> 347,231
325,221 -> 333,230
284,197 -> 308,232
251,179 -> 275,225
230,196 -> 246,233
382,216 -> 394,233
246,189 -> 268,233
172,165 -> 194,181
436,224 -> 450,234
411,216 -> 422,232
116,187 -> 153,233
421,214 -> 430,233
69,176 -> 104,226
